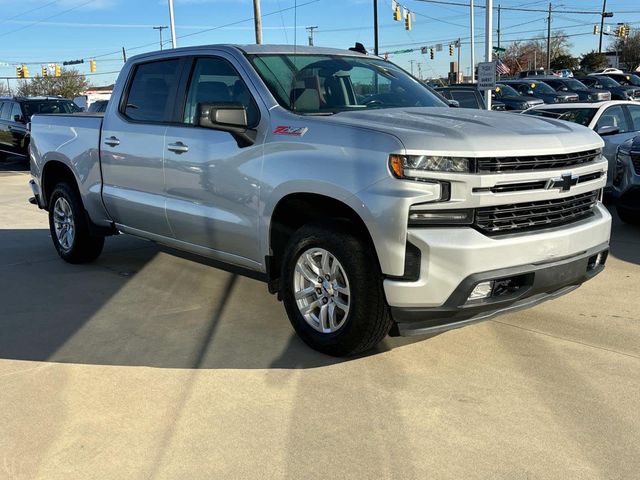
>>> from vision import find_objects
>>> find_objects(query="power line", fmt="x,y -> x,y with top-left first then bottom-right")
0,0 -> 58,25
410,0 -> 604,15
0,0 -> 95,38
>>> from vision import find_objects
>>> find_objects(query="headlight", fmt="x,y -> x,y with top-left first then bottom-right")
519,102 -> 529,109
389,154 -> 470,179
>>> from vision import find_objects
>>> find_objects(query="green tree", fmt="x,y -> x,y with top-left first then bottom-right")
613,31 -> 640,72
16,68 -> 90,98
550,54 -> 579,71
580,51 -> 608,73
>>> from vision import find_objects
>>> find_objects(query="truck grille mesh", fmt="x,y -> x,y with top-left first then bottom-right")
632,153 -> 640,175
475,149 -> 600,173
475,191 -> 598,234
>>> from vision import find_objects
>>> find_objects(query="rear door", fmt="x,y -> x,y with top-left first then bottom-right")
101,57 -> 188,237
163,54 -> 265,264
0,102 -> 14,154
6,102 -> 28,156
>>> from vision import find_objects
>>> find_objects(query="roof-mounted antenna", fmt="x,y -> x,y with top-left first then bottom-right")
349,42 -> 368,55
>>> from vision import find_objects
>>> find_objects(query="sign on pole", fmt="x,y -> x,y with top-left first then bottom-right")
477,61 -> 496,90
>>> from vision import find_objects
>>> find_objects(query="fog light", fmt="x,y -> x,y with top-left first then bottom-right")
468,281 -> 494,300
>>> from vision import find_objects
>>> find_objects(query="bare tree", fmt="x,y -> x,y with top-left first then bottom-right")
613,32 -> 640,72
0,81 -> 10,96
502,31 -> 571,73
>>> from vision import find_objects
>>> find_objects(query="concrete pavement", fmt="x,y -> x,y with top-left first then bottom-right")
1,163 -> 639,479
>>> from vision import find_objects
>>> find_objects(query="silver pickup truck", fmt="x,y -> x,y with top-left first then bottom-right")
29,45 -> 611,356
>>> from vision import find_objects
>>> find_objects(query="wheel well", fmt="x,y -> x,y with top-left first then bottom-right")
42,161 -> 77,209
267,193 -> 376,292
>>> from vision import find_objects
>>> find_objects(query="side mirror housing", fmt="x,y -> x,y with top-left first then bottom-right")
597,125 -> 620,136
13,114 -> 24,123
198,102 -> 255,147
447,99 -> 459,108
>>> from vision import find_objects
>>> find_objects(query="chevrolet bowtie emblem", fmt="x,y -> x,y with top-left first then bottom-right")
546,173 -> 579,192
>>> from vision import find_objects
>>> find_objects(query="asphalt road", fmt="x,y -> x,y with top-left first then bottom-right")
1,160 -> 639,480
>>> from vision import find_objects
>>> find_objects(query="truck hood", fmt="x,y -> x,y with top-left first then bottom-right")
327,107 -> 603,156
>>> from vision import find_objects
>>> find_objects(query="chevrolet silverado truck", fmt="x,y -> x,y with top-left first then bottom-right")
29,45 -> 612,356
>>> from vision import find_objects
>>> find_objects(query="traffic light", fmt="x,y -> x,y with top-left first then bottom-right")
430,48 -> 434,60
16,66 -> 23,78
90,59 -> 96,73
593,25 -> 598,35
449,44 -> 454,56
22,65 -> 29,78
393,4 -> 401,21
42,65 -> 48,77
54,64 -> 61,77
623,24 -> 630,37
404,11 -> 412,31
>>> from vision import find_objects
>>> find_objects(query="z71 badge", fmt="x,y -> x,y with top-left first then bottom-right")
273,125 -> 309,137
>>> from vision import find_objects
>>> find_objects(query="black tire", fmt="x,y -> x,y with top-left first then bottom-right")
280,222 -> 392,357
48,182 -> 104,263
617,205 -> 640,225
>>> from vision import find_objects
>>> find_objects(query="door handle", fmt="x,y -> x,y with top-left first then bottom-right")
167,141 -> 189,154
104,136 -> 120,147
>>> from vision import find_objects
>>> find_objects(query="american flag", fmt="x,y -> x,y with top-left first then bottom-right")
496,58 -> 510,75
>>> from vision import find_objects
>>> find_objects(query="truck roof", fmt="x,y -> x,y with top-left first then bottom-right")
128,44 -> 367,63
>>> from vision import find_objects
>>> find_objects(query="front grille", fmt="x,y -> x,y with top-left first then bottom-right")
475,191 -> 598,235
634,90 -> 640,99
475,149 -> 600,173
632,153 -> 640,175
477,171 -> 604,194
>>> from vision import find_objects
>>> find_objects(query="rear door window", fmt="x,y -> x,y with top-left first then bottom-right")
11,103 -> 23,122
627,105 -> 640,131
0,102 -> 11,120
449,90 -> 480,109
123,59 -> 181,122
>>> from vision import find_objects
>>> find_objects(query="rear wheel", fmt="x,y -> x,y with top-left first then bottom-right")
280,222 -> 392,357
48,182 -> 104,263
617,205 -> 640,225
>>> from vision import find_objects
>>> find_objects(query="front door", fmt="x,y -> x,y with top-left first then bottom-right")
101,57 -> 187,237
163,55 -> 265,265
596,105 -> 637,186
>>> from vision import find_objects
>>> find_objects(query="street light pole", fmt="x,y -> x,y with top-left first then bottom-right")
168,0 -> 177,48
374,0 -> 379,56
546,2 -> 552,70
599,0 -> 607,53
470,0 -> 475,82
253,0 -> 263,44
485,0 -> 492,110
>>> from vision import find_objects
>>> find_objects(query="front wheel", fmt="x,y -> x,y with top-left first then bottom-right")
280,222 -> 392,357
48,182 -> 104,263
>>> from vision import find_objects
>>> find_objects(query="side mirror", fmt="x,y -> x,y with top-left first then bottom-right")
597,125 -> 620,136
198,102 -> 255,147
447,99 -> 459,108
13,114 -> 24,123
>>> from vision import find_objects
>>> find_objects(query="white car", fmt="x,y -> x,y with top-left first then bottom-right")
589,68 -> 624,75
523,100 -> 640,186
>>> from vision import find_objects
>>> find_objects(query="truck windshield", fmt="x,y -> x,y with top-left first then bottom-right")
22,100 -> 80,118
522,107 -> 597,127
248,54 -> 447,114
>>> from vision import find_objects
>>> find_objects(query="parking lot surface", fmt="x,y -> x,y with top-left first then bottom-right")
1,160 -> 639,480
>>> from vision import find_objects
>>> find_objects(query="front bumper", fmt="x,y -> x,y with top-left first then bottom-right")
384,203 -> 611,335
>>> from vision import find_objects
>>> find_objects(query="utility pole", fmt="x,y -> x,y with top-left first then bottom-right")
598,0 -> 614,53
168,0 -> 177,48
417,62 -> 422,80
409,60 -> 415,76
457,38 -> 461,82
253,0 -> 262,44
153,26 -> 168,50
122,47 -> 127,64
497,4 -> 501,50
546,2 -> 552,70
306,26 -> 318,46
470,0 -> 475,82
485,0 -> 493,110
373,0 -> 379,56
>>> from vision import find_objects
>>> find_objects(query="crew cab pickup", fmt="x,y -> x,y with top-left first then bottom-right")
29,45 -> 612,356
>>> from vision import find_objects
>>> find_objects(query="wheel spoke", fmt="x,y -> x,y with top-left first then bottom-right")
321,251 -> 330,275
295,286 -> 316,300
300,299 -> 321,316
319,304 -> 329,331
334,296 -> 349,312
328,302 -> 338,330
296,264 -> 319,285
335,283 -> 350,295
304,253 -> 321,276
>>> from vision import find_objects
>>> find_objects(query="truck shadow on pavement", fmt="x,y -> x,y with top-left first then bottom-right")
0,229 -> 422,370
0,155 -> 29,172
606,206 -> 640,266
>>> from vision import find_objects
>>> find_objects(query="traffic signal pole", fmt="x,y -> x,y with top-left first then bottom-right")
470,0 -> 475,82
253,0 -> 262,44
485,0 -> 492,110
599,0 -> 607,53
374,0 -> 379,56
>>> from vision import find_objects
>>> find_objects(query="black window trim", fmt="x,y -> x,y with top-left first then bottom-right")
175,55 -> 262,130
118,56 -> 190,126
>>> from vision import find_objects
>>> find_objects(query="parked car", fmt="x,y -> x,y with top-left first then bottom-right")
589,68 -> 623,75
435,85 -> 507,110
501,79 -> 579,104
554,69 -> 573,78
518,69 -> 555,78
29,44 -> 610,356
523,100 -> 640,186
612,135 -> 640,223
491,83 -> 544,110
580,75 -> 640,101
0,96 -> 80,161
87,100 -> 109,113
540,77 -> 611,102
598,72 -> 640,88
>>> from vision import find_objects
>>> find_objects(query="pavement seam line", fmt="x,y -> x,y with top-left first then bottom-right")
490,319 -> 640,361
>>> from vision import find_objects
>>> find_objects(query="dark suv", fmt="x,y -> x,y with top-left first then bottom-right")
581,75 -> 640,101
540,77 -> 611,102
435,85 -> 506,110
0,96 -> 80,160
